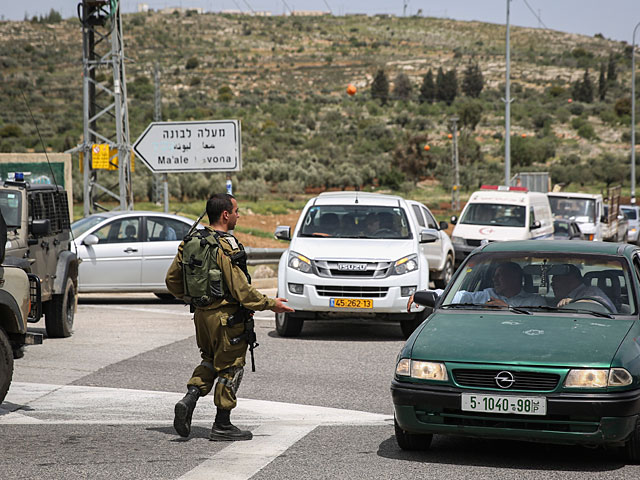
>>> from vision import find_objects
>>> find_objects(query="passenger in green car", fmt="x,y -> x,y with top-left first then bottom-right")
450,262 -> 547,307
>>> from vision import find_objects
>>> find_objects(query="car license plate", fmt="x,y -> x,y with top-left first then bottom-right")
330,298 -> 373,309
461,393 -> 546,415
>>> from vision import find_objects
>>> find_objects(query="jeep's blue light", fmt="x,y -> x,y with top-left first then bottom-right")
14,172 -> 24,181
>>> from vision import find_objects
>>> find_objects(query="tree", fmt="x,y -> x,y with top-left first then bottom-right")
607,53 -> 617,83
371,69 -> 389,105
598,62 -> 607,101
436,68 -> 457,105
592,153 -> 628,188
462,62 -> 484,98
393,73 -> 412,100
457,99 -> 484,131
419,69 -> 435,103
572,69 -> 593,103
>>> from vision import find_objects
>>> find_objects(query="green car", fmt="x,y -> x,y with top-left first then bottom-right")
392,240 -> 640,461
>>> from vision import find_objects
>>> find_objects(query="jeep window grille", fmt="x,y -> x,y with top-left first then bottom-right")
29,191 -> 70,234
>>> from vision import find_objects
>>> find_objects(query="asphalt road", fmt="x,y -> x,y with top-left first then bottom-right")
1,292 -> 639,479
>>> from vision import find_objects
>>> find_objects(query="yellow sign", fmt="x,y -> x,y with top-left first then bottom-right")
91,144 -> 110,169
78,148 -> 135,172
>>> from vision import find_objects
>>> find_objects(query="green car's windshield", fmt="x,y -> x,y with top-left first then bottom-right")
441,252 -> 635,315
72,215 -> 107,237
298,205 -> 412,239
0,189 -> 22,228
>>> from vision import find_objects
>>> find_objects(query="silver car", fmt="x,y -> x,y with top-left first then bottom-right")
71,211 -> 195,295
621,205 -> 640,244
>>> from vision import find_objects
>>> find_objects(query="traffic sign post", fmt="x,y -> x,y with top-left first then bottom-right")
133,120 -> 241,173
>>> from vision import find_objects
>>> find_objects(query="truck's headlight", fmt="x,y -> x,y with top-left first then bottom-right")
394,254 -> 418,275
452,236 -> 464,245
564,368 -> 632,388
396,359 -> 448,381
288,251 -> 312,273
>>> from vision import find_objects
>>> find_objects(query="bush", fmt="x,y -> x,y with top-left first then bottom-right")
185,57 -> 199,70
577,123 -> 597,140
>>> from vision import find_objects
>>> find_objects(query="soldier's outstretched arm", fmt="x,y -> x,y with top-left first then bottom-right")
271,297 -> 294,313
217,245 -> 277,311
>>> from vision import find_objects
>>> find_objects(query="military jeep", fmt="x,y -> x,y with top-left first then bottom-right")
0,175 -> 78,338
0,210 -> 42,404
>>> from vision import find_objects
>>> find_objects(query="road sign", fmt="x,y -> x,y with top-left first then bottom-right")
132,120 -> 241,173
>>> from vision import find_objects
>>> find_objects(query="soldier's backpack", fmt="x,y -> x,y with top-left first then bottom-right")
180,229 -> 227,307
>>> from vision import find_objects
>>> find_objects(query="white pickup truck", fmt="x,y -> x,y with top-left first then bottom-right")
274,192 -> 454,338
547,192 -> 603,241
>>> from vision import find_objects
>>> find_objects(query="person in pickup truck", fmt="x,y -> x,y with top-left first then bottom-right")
451,262 -> 546,307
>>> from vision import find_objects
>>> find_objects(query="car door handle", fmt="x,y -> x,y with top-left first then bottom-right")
124,247 -> 138,253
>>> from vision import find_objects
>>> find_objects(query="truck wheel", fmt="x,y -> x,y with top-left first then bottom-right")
624,419 -> 640,463
275,312 -> 304,337
0,328 -> 14,404
433,255 -> 454,289
394,418 -> 432,451
45,277 -> 75,338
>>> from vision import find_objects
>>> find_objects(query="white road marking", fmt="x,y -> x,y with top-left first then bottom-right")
1,382 -> 391,479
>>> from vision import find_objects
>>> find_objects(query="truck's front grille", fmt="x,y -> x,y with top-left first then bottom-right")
314,260 -> 392,278
315,286 -> 389,298
452,369 -> 560,391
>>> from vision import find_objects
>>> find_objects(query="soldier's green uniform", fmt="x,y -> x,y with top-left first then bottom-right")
165,226 -> 276,411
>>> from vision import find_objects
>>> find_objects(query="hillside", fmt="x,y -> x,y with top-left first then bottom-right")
0,11 -> 636,204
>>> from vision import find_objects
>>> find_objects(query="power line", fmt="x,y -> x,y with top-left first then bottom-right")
521,0 -> 547,29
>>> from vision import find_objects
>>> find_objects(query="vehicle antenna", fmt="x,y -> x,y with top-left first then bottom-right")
20,89 -> 76,243
355,192 -> 359,204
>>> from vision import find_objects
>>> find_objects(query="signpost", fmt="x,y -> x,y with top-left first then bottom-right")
133,120 -> 241,173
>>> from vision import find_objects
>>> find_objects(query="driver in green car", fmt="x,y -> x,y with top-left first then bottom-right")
450,262 -> 546,307
551,264 -> 617,312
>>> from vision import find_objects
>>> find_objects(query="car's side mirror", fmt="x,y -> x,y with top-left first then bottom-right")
83,234 -> 99,246
413,290 -> 438,308
31,219 -> 51,236
450,215 -> 458,225
274,225 -> 291,241
530,220 -> 541,230
420,229 -> 438,243
439,220 -> 449,230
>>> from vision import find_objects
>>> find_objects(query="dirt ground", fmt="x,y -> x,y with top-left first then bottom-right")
236,211 -> 301,248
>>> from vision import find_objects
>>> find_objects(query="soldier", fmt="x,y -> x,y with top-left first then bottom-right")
165,193 -> 294,441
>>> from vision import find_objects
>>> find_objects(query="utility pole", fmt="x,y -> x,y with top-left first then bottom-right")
403,0 -> 409,17
152,63 -> 169,213
631,21 -> 640,205
72,0 -> 133,215
503,0 -> 513,186
450,116 -> 460,211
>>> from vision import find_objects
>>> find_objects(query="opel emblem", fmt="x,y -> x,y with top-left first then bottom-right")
494,371 -> 515,389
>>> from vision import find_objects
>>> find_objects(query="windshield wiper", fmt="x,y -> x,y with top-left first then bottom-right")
527,305 -> 613,319
440,303 -> 531,314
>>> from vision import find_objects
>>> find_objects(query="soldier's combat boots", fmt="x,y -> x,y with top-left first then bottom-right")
174,385 -> 201,437
209,408 -> 253,441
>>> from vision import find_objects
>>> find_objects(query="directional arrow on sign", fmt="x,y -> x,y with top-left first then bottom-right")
132,120 -> 242,173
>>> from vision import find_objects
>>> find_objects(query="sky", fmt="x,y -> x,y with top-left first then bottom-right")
3,1 -> 640,44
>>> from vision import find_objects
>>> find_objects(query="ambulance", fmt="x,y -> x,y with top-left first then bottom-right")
450,185 -> 554,265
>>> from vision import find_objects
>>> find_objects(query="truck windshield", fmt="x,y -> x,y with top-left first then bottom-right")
548,197 -> 596,223
459,203 -> 526,228
298,205 -> 411,239
0,190 -> 22,228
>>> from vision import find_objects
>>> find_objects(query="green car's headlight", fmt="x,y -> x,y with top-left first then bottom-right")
564,368 -> 632,388
395,359 -> 448,381
288,251 -> 312,273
